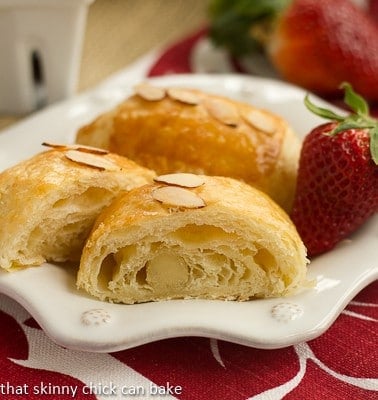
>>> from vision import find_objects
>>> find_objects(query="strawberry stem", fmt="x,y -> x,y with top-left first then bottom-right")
304,84 -> 378,165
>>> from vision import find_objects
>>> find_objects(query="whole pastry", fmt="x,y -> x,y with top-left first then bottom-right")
0,144 -> 155,270
76,84 -> 301,212
77,173 -> 308,304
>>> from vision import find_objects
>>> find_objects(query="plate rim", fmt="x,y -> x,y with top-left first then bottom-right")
0,73 -> 377,352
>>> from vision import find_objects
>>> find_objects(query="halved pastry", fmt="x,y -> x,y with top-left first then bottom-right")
76,84 -> 301,212
0,144 -> 155,270
77,173 -> 308,304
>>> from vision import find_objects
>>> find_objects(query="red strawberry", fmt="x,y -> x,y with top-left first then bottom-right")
269,0 -> 378,101
291,83 -> 378,256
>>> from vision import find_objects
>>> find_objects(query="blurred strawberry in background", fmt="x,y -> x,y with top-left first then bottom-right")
209,0 -> 378,103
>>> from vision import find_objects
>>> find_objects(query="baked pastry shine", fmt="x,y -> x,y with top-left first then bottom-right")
77,174 -> 308,304
76,84 -> 301,212
0,145 -> 155,270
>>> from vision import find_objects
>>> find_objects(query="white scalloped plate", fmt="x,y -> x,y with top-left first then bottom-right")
0,74 -> 377,352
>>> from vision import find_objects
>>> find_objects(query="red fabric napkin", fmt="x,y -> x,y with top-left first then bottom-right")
0,282 -> 376,399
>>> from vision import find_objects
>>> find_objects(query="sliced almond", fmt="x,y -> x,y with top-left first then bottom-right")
42,142 -> 68,150
154,173 -> 205,188
64,150 -> 120,171
205,98 -> 239,127
152,186 -> 206,209
241,109 -> 276,135
72,144 -> 109,155
42,142 -> 109,155
134,83 -> 166,101
167,88 -> 201,105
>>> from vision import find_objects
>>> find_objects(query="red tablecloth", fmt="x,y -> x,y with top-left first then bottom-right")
0,24 -> 377,400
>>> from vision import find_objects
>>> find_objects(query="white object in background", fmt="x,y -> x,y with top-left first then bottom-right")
0,0 -> 94,114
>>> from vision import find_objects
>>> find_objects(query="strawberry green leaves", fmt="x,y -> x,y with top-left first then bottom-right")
341,82 -> 370,116
371,127 -> 378,165
208,0 -> 291,56
303,95 -> 345,122
304,83 -> 378,165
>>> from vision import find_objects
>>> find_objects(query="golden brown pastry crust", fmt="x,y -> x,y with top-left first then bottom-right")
77,174 -> 308,304
76,86 -> 300,212
0,147 -> 155,270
